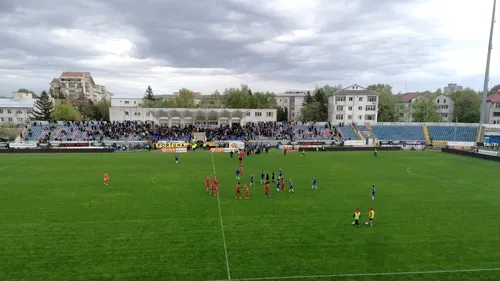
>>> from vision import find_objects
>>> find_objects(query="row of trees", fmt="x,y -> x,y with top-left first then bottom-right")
26,82 -> 500,123
29,90 -> 111,122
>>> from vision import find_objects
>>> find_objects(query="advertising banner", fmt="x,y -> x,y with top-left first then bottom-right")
223,148 -> 237,152
228,141 -> 245,149
298,141 -> 325,145
379,140 -> 426,150
57,142 -> 91,147
446,141 -> 475,147
161,148 -> 176,153
477,149 -> 498,156
9,142 -> 37,148
449,146 -> 475,152
176,148 -> 187,153
155,142 -> 189,149
344,140 -> 365,146
53,146 -> 104,149
432,141 -> 448,146
210,148 -> 225,153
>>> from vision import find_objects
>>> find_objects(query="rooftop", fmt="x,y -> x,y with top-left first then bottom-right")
61,72 -> 85,78
487,92 -> 500,102
333,84 -> 378,96
0,99 -> 35,108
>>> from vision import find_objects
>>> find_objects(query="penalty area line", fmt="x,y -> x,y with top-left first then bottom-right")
211,151 -> 231,280
0,161 -> 26,171
207,267 -> 500,281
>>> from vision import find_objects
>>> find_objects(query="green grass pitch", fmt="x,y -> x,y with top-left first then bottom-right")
1,150 -> 500,281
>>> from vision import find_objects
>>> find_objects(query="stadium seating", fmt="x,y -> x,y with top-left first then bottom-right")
293,125 -> 338,140
338,126 -> 358,140
428,126 -> 477,142
371,125 -> 425,140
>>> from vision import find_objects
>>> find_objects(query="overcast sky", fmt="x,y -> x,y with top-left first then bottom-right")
0,0 -> 498,97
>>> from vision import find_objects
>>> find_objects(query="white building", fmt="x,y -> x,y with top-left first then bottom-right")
328,84 -> 378,124
111,97 -> 144,107
443,83 -> 463,95
109,107 -> 277,127
0,92 -> 36,124
397,93 -> 454,122
486,92 -> 500,124
50,72 -> 111,102
275,90 -> 307,121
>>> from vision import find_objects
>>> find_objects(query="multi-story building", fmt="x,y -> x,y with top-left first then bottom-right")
0,92 -> 36,124
397,92 -> 454,122
275,90 -> 307,121
50,72 -> 111,102
486,92 -> 500,124
328,84 -> 378,124
443,83 -> 463,95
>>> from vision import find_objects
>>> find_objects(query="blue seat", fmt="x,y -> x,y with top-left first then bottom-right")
428,126 -> 477,142
371,125 -> 424,140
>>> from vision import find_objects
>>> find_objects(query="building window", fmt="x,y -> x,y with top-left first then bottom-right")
359,97 -> 363,102
134,112 -> 140,116
358,106 -> 362,111
16,110 -> 22,114
439,105 -> 449,109
8,118 -> 13,122
336,106 -> 343,111
335,97 -> 346,102
368,96 -> 377,102
134,101 -> 137,104
266,112 -> 273,117
335,114 -> 343,120
291,107 -> 295,111
358,115 -> 362,120
17,118 -> 23,122
349,97 -> 353,101
493,112 -> 500,117
347,115 -> 352,120
439,113 -> 448,117
437,99 -> 440,103
124,111 -> 129,116
146,112 -> 151,116
365,105 -> 376,111
444,99 -> 446,103
7,109 -> 12,114
0,109 -> 3,114
365,115 -> 375,120
255,112 -> 262,117
124,101 -> 129,104
0,117 -> 3,122
348,106 -> 352,111
27,109 -> 32,114
246,112 -> 250,116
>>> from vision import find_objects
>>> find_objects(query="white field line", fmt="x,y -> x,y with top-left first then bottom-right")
0,161 -> 26,171
207,267 -> 500,281
211,151 -> 231,280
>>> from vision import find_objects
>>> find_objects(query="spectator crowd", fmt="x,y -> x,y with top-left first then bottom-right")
24,121 -> 346,143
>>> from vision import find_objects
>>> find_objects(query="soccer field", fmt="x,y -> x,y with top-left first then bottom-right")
1,150 -> 499,281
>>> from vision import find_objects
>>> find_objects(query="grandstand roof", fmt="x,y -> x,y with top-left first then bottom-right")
0,98 -> 35,108
333,84 -> 378,96
61,72 -> 84,78
487,92 -> 500,102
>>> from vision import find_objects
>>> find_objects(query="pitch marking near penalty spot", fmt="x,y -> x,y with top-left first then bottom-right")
0,161 -> 26,171
206,267 -> 500,281
211,151 -> 232,280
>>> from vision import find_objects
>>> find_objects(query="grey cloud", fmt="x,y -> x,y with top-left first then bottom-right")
0,0 -> 486,94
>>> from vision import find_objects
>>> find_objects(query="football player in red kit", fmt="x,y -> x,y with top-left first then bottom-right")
205,176 -> 210,191
235,182 -> 241,199
265,183 -> 271,197
244,184 -> 249,199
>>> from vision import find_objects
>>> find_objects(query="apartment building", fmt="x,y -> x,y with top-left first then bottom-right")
275,90 -> 307,121
50,72 -> 111,102
327,84 -> 378,124
0,92 -> 36,124
443,83 -> 463,95
397,93 -> 454,122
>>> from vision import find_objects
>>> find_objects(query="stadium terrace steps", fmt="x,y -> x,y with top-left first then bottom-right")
423,126 -> 431,144
364,123 -> 372,131
427,126 -> 477,142
371,125 -> 425,141
352,124 -> 362,139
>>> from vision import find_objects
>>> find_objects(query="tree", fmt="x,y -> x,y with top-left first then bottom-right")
251,92 -> 277,108
367,84 -> 398,122
30,91 -> 54,121
451,89 -> 481,123
143,85 -> 155,101
53,101 -> 81,121
17,88 -> 38,98
435,88 -> 442,95
300,102 -> 323,122
172,88 -> 196,108
303,91 -> 313,105
412,98 -> 441,122
319,84 -> 342,96
277,107 -> 288,121
221,85 -> 252,108
94,100 -> 111,121
488,84 -> 500,96
73,94 -> 96,119
311,87 -> 328,121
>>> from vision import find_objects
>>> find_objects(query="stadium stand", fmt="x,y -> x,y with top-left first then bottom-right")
338,126 -> 358,140
371,125 -> 425,141
427,126 -> 477,142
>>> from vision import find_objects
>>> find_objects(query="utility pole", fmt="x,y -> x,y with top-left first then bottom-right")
480,0 -> 497,124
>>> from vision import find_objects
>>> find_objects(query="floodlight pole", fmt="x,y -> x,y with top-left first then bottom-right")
480,0 -> 497,124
